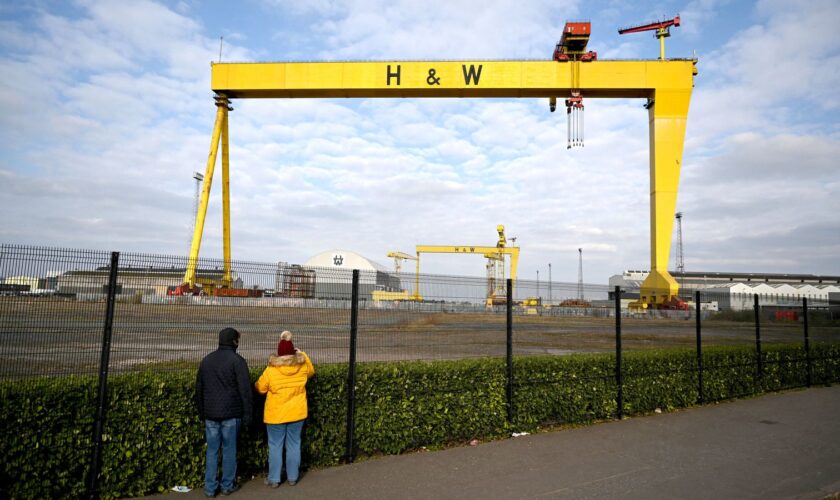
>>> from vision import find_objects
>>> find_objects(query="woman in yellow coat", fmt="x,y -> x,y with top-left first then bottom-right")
255,330 -> 315,487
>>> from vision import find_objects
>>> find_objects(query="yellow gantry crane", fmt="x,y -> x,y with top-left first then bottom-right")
414,225 -> 520,305
387,251 -> 418,274
185,20 -> 696,308
368,251 -> 419,301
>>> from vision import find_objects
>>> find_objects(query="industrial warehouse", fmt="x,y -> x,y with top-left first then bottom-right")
610,270 -> 840,309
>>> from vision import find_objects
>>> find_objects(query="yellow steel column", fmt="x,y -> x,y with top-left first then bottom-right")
509,248 -> 519,294
184,96 -> 226,287
220,102 -> 233,286
413,255 -> 421,301
639,88 -> 690,307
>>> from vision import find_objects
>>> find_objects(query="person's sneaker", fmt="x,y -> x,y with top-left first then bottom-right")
220,484 -> 240,496
264,479 -> 279,488
288,480 -> 297,486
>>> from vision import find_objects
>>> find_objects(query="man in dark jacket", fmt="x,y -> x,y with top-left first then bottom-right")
196,327 -> 252,497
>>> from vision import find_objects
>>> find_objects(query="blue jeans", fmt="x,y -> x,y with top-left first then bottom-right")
266,419 -> 304,484
205,418 -> 240,495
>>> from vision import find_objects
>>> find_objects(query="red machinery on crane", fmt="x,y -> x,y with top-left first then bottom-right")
618,15 -> 681,60
552,21 -> 597,62
551,17 -> 686,148
550,21 -> 597,148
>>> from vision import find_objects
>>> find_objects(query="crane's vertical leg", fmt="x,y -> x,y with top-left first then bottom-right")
414,255 -> 421,301
184,96 -> 227,287
639,89 -> 690,308
485,259 -> 494,304
509,248 -> 519,299
220,101 -> 232,287
497,258 -> 502,299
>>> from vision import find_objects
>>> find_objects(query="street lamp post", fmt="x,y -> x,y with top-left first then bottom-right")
548,263 -> 552,304
190,172 -> 204,252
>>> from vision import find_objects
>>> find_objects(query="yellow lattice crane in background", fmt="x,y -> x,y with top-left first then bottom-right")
386,251 -> 418,274
414,225 -> 520,305
370,251 -> 419,301
183,19 -> 696,308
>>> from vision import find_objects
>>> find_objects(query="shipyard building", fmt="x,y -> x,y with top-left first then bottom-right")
609,270 -> 840,310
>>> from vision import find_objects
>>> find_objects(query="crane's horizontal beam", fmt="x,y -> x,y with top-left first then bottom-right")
212,60 -> 695,99
619,16 -> 680,35
619,22 -> 673,34
387,251 -> 418,260
416,245 -> 519,255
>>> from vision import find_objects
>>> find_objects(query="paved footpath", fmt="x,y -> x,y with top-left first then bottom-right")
151,386 -> 840,500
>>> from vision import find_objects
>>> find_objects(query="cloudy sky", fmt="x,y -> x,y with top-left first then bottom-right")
1,0 -> 838,285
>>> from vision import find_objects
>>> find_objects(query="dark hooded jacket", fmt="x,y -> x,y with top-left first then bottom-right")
196,328 -> 253,424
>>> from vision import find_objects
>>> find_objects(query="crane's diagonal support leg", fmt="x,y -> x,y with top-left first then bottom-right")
184,96 -> 228,287
221,101 -> 232,287
640,89 -> 690,308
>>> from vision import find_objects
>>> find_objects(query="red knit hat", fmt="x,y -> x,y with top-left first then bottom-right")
277,330 -> 295,356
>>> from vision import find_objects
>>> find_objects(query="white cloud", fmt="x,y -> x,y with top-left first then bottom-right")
674,0 -> 840,276
0,0 -> 248,256
268,0 -> 578,60
702,0 -> 840,112
680,0 -> 731,38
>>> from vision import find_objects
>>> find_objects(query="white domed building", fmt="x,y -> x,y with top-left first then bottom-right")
303,249 -> 402,300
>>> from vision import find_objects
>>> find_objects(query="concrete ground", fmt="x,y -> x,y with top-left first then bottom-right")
149,386 -> 840,499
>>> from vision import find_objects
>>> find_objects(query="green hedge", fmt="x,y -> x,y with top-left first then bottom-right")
0,364 -> 349,500
2,344 -> 838,499
353,359 -> 509,454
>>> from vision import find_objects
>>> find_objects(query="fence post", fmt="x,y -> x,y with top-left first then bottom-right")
345,269 -> 360,463
803,297 -> 811,388
506,278 -> 513,423
695,290 -> 703,405
615,286 -> 623,419
754,293 -> 763,387
87,251 -> 119,500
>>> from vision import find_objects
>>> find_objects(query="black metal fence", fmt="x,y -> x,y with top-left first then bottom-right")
1,244 -> 838,497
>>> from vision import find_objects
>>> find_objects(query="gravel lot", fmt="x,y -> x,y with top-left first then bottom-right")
1,297 -> 836,377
